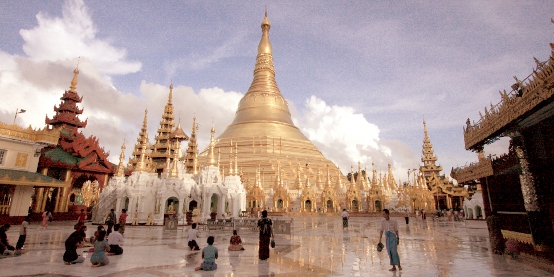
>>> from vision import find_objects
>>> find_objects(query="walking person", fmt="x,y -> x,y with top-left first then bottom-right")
76,209 -> 86,230
105,209 -> 116,235
379,209 -> 402,271
118,209 -> 127,234
341,209 -> 349,229
42,210 -> 51,228
16,216 -> 30,252
257,210 -> 273,260
404,211 -> 410,224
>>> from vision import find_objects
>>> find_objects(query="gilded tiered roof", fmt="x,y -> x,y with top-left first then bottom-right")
128,109 -> 151,170
151,84 -> 182,172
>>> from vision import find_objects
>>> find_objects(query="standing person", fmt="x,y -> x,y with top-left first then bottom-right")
194,236 -> 218,271
106,209 -> 116,235
404,211 -> 410,225
118,209 -> 127,234
63,226 -> 86,265
90,230 -> 110,267
187,223 -> 200,250
341,209 -> 349,229
422,209 -> 426,220
107,224 -> 124,255
0,224 -> 15,254
250,208 -> 254,218
257,210 -> 273,260
42,210 -> 50,228
257,208 -> 261,219
379,209 -> 402,271
16,217 -> 30,251
76,209 -> 86,230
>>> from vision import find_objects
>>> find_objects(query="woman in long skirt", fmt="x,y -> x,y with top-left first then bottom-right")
41,211 -> 49,228
257,210 -> 273,260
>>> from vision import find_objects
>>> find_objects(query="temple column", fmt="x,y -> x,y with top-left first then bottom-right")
510,132 -> 554,249
33,187 -> 44,213
62,170 -> 72,212
53,188 -> 61,212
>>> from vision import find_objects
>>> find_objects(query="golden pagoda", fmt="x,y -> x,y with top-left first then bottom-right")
198,12 -> 348,211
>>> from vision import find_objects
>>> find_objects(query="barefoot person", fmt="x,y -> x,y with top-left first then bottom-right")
341,209 -> 349,229
195,236 -> 218,271
187,223 -> 200,250
379,209 -> 402,271
90,230 -> 110,267
228,230 -> 244,251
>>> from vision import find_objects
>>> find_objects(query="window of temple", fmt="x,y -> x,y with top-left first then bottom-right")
0,149 -> 6,165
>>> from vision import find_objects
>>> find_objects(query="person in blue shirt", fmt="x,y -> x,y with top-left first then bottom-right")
194,236 -> 218,271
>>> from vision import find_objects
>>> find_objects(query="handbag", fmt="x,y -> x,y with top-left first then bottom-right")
377,242 -> 384,252
270,238 -> 275,248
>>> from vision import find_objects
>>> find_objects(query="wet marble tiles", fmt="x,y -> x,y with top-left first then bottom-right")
0,217 -> 552,276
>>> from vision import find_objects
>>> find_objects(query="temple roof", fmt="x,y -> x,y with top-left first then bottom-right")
0,168 -> 71,187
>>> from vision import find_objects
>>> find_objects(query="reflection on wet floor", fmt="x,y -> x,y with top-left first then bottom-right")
0,217 -> 552,276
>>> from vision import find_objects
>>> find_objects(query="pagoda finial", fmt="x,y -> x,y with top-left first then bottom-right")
209,122 -> 216,165
234,143 -> 238,175
115,141 -> 126,177
69,60 -> 80,92
258,11 -> 272,55
168,83 -> 173,104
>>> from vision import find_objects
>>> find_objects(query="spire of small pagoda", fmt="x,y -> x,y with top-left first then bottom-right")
336,166 -> 344,189
128,109 -> 151,170
115,141 -> 126,177
150,84 -> 177,173
209,123 -> 216,166
295,163 -> 303,189
371,163 -> 378,188
420,120 -> 443,178
45,64 -> 87,131
388,164 -> 397,191
184,115 -> 198,173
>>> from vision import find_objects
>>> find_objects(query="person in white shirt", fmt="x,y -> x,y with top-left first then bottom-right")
107,224 -> 124,255
379,209 -> 402,271
188,223 -> 200,250
341,209 -> 349,229
16,216 -> 30,252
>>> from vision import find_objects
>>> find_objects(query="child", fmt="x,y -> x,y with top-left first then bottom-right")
195,236 -> 218,271
16,217 -> 30,252
187,223 -> 200,250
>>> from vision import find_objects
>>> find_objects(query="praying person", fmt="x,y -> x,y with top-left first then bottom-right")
195,236 -> 218,271
90,230 -> 110,267
0,224 -> 15,254
187,223 -> 200,250
107,224 -> 124,255
63,226 -> 86,264
379,209 -> 402,271
228,230 -> 244,251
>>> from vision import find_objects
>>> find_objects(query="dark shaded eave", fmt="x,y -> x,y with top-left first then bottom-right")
0,168 -> 71,187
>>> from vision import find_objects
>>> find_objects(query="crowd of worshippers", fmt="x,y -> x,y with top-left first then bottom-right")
63,223 -> 124,267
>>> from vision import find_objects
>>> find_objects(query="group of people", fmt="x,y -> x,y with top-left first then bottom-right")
0,216 -> 30,256
63,208 -> 127,267
190,210 -> 275,272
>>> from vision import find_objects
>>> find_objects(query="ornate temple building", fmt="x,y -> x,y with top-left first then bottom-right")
452,25 -> 554,253
37,67 -> 115,214
0,122 -> 68,224
419,121 -> 468,210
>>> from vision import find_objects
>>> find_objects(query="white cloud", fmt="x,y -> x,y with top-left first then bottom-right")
19,0 -> 141,76
294,96 -> 419,179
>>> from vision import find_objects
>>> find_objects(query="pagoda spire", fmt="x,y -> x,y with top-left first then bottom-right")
150,84 -> 177,173
295,163 -> 303,189
209,123 -> 216,166
45,65 -> 87,131
420,120 -> 443,178
336,166 -> 343,189
388,164 -> 397,191
184,115 -> 198,173
115,141 -> 126,177
128,109 -> 150,170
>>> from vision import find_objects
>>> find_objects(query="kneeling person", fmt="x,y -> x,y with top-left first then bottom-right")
107,224 -> 124,255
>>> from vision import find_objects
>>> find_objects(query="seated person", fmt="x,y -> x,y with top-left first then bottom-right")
90,225 -> 105,244
63,226 -> 86,264
90,230 -> 110,267
107,224 -> 124,255
0,224 -> 15,255
195,236 -> 218,271
188,223 -> 200,250
228,230 -> 244,251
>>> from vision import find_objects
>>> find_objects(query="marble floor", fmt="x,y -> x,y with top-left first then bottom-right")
0,216 -> 552,277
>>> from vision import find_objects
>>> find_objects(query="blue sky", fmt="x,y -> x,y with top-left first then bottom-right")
1,0 -> 553,180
